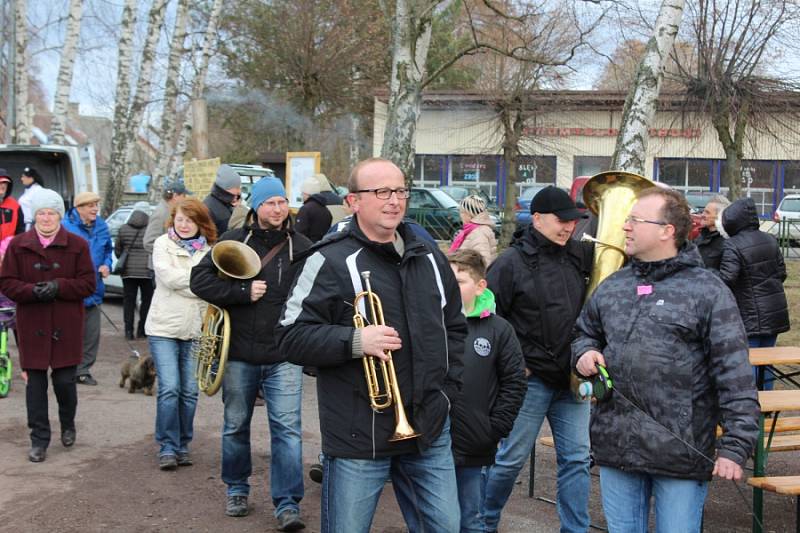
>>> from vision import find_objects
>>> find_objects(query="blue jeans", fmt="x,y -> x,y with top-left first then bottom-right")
749,335 -> 778,390
322,420 -> 460,533
599,466 -> 708,533
149,336 -> 198,457
456,465 -> 486,533
483,375 -> 591,532
221,360 -> 304,517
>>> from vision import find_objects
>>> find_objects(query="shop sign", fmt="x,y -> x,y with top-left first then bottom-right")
523,126 -> 701,138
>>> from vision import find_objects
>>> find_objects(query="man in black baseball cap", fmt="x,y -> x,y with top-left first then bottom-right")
482,184 -> 594,532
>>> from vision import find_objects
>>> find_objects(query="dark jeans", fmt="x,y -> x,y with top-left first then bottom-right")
77,305 -> 100,377
122,278 -> 154,335
25,366 -> 77,448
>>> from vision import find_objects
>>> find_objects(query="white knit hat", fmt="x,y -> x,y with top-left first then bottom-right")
32,189 -> 65,218
301,178 -> 322,196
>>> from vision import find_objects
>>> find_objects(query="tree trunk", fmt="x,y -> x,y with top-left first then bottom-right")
711,99 -> 746,200
105,0 -> 139,215
192,0 -> 224,100
380,0 -> 438,182
50,0 -> 84,145
153,0 -> 190,183
13,0 -> 29,144
107,0 -> 169,215
611,0 -> 685,174
498,101 -> 523,247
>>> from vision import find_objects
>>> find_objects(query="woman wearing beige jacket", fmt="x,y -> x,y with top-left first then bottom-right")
145,198 -> 217,470
449,195 -> 497,267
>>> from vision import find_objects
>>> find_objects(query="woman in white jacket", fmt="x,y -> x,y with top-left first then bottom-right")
18,167 -> 44,231
145,198 -> 217,470
449,195 -> 497,267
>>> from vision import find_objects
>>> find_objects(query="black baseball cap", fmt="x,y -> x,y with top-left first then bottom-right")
531,186 -> 582,221
163,179 -> 192,195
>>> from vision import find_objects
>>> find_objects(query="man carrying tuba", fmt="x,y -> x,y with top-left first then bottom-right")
190,177 -> 312,531
277,158 -> 467,533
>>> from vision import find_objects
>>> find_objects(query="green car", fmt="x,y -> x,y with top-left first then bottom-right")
407,188 -> 463,240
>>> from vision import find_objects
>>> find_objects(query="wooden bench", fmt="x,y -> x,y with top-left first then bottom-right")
747,476 -> 800,532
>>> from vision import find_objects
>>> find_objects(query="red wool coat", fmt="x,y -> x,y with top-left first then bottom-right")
0,228 -> 96,369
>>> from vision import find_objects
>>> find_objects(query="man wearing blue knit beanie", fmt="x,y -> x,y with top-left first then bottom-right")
190,174 -> 312,531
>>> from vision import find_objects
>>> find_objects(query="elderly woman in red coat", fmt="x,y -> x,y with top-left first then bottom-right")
0,189 -> 95,463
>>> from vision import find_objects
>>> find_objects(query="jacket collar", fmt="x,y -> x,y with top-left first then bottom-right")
348,215 -> 427,261
630,241 -> 704,281
18,227 -> 70,254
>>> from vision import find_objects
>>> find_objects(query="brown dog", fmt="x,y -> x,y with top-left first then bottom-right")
119,354 -> 156,395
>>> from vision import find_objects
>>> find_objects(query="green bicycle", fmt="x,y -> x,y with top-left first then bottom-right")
0,306 -> 15,398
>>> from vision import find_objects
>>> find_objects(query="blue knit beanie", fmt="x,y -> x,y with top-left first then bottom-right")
250,176 -> 286,209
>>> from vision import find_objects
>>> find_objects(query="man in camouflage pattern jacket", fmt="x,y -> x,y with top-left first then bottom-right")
573,187 -> 759,532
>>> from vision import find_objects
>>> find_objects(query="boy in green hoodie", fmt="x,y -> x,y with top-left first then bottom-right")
448,249 -> 527,533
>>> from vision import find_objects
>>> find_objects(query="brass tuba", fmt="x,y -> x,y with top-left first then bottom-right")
352,271 -> 420,442
581,170 -> 654,297
195,240 -> 262,396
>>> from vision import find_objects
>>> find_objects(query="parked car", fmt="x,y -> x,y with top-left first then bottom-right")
570,176 -> 591,210
104,202 -> 157,296
225,164 -> 277,207
407,188 -> 463,240
770,194 -> 800,244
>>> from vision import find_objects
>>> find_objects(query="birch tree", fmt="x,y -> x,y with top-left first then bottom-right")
106,0 -> 169,214
153,0 -> 190,182
50,0 -> 83,144
14,0 -> 30,144
611,0 -> 686,175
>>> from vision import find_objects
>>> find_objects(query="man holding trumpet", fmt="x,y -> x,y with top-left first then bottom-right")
277,158 -> 467,533
191,177 -> 312,531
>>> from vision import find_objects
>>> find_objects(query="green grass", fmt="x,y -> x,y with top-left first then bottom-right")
780,260 -> 800,347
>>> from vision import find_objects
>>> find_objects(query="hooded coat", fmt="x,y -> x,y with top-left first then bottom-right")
572,244 -> 759,480
204,185 -> 237,235
719,198 -> 790,337
0,228 -> 96,369
115,209 -> 152,278
295,193 -> 332,243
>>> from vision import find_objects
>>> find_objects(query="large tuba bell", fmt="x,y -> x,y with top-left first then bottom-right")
353,271 -> 420,442
195,241 -> 262,396
581,170 -> 654,297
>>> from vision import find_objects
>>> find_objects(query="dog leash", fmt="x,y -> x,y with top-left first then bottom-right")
606,379 -> 764,530
98,306 -> 140,358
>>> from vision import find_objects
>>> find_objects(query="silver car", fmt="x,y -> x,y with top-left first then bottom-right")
770,194 -> 800,244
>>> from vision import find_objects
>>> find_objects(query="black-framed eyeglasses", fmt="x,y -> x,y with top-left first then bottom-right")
354,187 -> 410,200
625,215 -> 668,226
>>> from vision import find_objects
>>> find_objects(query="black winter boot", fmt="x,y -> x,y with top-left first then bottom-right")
125,329 -> 134,341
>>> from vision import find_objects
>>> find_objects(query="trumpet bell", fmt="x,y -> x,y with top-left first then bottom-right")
211,241 -> 261,280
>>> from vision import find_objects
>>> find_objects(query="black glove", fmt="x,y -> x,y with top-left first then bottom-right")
33,281 -> 59,302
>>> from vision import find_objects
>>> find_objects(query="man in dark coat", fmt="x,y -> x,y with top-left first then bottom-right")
295,174 -> 344,242
115,205 -> 154,339
276,158 -> 466,532
191,177 -> 311,531
694,193 -> 730,271
0,189 -> 96,462
203,164 -> 241,235
483,186 -> 594,533
574,187 -> 758,532
718,197 -> 790,389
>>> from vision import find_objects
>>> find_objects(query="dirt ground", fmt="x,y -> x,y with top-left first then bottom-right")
0,300 -> 797,532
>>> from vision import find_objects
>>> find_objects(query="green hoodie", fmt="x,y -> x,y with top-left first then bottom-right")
465,287 -> 496,319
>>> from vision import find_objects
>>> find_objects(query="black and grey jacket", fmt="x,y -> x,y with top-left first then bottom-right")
276,217 -> 467,459
204,185 -> 237,235
719,197 -> 790,337
115,210 -> 151,278
487,225 -> 593,389
190,215 -> 312,365
571,244 -> 759,480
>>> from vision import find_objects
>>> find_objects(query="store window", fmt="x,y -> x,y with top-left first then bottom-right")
414,155 -> 445,186
516,155 -> 556,184
573,156 -> 611,178
450,155 -> 499,185
657,159 -> 688,187
784,161 -> 800,193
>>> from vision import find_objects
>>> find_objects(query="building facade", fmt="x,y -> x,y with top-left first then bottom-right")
373,91 -> 800,217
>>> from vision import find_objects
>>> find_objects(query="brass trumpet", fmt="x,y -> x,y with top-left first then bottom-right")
353,271 -> 420,442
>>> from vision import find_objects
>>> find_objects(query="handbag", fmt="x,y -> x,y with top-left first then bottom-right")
112,229 -> 141,275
